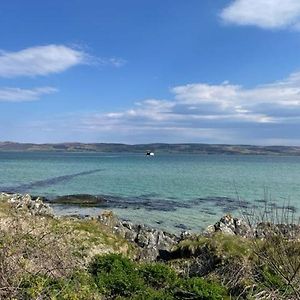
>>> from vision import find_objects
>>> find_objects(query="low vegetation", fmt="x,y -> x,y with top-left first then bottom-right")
1,198 -> 300,299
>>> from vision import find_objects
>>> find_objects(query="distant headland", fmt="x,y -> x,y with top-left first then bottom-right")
1,141 -> 300,155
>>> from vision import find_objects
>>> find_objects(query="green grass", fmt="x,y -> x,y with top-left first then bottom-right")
174,232 -> 252,260
88,254 -> 231,299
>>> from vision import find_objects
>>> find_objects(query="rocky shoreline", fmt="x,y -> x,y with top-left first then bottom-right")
2,192 -> 300,298
1,192 -> 299,262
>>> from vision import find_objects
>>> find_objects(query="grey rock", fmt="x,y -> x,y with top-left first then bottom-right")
234,218 -> 252,237
97,210 -> 179,261
209,214 -> 252,237
180,231 -> 193,240
218,226 -> 235,236
124,230 -> 137,242
203,225 -> 215,237
97,210 -> 120,228
3,193 -> 53,216
255,222 -> 300,239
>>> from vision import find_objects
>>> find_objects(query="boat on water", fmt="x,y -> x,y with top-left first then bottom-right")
146,151 -> 155,156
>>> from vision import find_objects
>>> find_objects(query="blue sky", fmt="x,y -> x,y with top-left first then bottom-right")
1,0 -> 300,145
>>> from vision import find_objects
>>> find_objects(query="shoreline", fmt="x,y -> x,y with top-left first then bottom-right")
1,192 -> 300,298
0,191 -> 250,232
1,191 -> 298,240
1,191 -> 298,234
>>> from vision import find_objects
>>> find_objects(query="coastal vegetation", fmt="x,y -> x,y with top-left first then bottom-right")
0,193 -> 300,299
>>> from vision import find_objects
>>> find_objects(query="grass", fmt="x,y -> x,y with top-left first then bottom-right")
173,232 -> 252,260
2,195 -> 300,299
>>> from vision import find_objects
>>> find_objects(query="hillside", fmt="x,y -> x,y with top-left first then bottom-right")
1,141 -> 300,155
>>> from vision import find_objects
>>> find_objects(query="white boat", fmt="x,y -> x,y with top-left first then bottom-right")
146,151 -> 155,156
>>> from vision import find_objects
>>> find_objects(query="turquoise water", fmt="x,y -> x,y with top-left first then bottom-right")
1,151 -> 300,232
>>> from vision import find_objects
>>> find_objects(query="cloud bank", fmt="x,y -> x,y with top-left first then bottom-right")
63,71 -> 300,144
84,72 -> 300,127
221,0 -> 300,30
6,71 -> 300,144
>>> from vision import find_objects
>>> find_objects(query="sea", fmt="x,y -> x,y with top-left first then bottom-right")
1,151 -> 300,233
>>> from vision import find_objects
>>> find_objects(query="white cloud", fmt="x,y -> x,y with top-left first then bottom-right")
0,45 -> 127,78
221,0 -> 300,30
0,45 -> 126,103
0,45 -> 91,77
172,83 -> 240,108
0,45 -> 91,78
9,71 -> 300,144
0,87 -> 57,102
68,71 -> 300,142
101,57 -> 127,68
173,72 -> 300,110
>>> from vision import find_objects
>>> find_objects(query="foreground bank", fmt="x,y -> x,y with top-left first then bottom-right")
0,192 -> 299,299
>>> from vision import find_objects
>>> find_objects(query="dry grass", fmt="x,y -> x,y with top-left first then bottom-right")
0,200 -> 135,299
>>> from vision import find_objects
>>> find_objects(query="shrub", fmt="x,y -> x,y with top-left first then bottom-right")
139,262 -> 177,289
89,254 -> 230,299
174,277 -> 230,300
19,271 -> 99,300
88,254 -> 145,297
130,288 -> 174,300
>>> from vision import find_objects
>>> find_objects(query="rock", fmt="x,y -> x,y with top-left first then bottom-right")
214,214 -> 236,235
206,214 -> 252,237
0,192 -> 13,201
5,193 -> 53,216
206,214 -> 300,239
276,224 -> 300,239
255,222 -> 300,239
180,231 -> 193,240
138,248 -> 160,261
203,225 -> 215,236
218,226 -> 235,235
255,222 -> 275,238
98,210 -> 120,228
135,226 -> 152,248
124,230 -> 137,242
97,210 -> 179,261
52,194 -> 107,206
234,218 -> 252,237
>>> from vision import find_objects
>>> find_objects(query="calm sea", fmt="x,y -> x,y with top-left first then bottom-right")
1,151 -> 300,232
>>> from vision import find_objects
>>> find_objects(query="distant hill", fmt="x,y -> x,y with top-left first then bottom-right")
1,141 -> 300,155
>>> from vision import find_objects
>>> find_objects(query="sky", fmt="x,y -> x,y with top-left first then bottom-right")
1,0 -> 300,145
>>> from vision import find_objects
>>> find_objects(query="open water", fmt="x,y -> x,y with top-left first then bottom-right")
1,151 -> 300,232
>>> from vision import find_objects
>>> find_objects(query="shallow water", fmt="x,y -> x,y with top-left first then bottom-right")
1,151 -> 300,232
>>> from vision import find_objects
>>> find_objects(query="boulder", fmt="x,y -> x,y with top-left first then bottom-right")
204,214 -> 300,240
0,192 -> 13,201
97,211 -> 179,261
97,210 -> 121,228
5,193 -> 53,216
255,222 -> 300,240
204,214 -> 252,237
